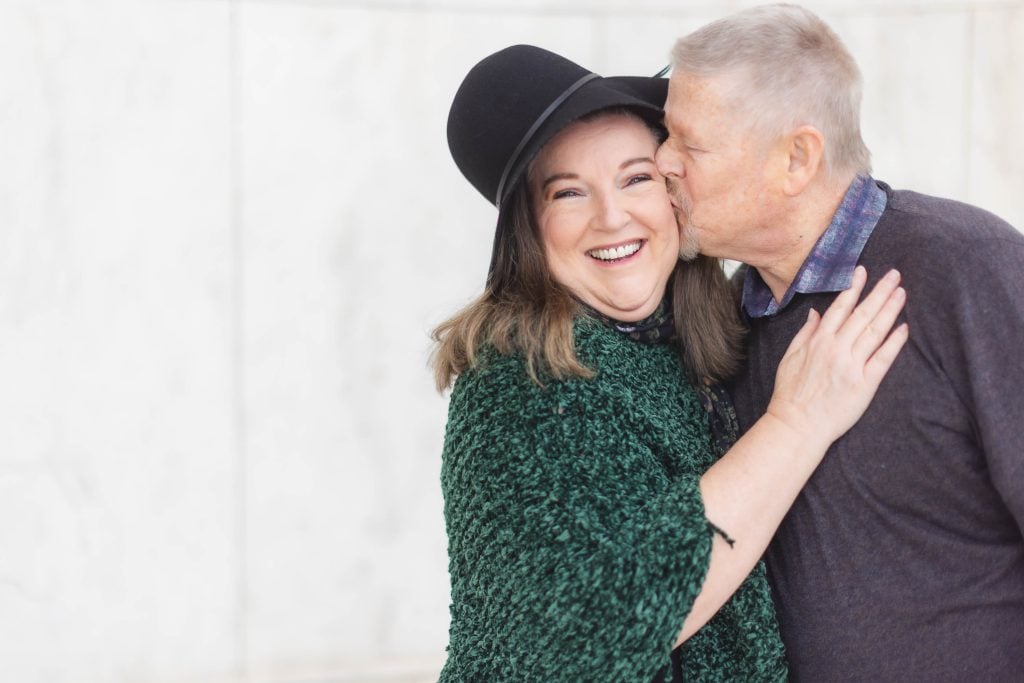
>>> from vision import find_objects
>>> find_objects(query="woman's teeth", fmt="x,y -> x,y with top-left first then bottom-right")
588,241 -> 642,262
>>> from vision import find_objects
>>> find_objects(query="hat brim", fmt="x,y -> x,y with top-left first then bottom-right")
498,76 -> 668,209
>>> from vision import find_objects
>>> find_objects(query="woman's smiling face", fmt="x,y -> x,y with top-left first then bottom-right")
530,112 -> 680,322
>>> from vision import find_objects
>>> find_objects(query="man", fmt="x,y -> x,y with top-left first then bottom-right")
655,4 -> 1024,680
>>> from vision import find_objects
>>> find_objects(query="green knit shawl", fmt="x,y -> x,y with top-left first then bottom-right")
440,317 -> 786,682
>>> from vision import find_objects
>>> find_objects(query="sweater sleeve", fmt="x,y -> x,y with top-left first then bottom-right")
930,233 -> 1024,533
441,360 -> 713,682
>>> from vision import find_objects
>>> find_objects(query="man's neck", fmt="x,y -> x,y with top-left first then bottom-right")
754,177 -> 852,303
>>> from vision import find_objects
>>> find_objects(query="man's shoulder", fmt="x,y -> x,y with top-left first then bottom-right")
866,183 -> 1024,272
879,183 -> 1022,244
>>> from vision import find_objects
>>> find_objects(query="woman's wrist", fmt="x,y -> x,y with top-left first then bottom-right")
759,403 -> 834,461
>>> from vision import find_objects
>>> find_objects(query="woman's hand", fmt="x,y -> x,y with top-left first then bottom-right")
766,265 -> 909,447
682,266 -> 907,645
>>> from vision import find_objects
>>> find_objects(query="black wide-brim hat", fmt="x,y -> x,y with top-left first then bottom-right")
446,45 -> 669,278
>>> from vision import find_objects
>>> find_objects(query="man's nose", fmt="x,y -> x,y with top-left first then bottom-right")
655,142 -> 684,178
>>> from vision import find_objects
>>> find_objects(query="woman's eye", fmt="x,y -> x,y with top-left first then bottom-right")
626,174 -> 652,186
552,188 -> 581,199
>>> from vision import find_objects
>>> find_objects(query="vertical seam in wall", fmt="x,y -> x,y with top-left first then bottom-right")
964,8 -> 976,199
593,12 -> 608,74
229,0 -> 249,680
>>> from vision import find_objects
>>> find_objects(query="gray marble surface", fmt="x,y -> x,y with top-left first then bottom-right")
1,0 -> 1021,681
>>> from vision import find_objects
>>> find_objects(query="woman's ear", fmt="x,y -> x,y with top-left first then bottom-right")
782,125 -> 825,196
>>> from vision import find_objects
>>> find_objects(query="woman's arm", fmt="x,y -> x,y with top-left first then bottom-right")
677,265 -> 908,645
441,334 -> 719,681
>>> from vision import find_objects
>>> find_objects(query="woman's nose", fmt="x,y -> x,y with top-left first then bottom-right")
594,192 -> 630,231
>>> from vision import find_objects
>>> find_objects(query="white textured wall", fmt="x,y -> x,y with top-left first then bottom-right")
1,0 -> 1021,681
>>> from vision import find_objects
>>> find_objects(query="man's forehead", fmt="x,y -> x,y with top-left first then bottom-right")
668,70 -> 736,97
664,75 -> 711,124
666,71 -> 742,120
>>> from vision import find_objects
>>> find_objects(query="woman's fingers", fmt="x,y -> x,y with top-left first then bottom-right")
816,265 -> 868,334
784,307 -> 822,356
814,267 -> 904,364
769,267 -> 910,445
864,322 -> 910,386
834,268 -> 902,347
851,284 -> 907,362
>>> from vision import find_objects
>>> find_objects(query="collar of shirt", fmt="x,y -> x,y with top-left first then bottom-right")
741,175 -> 888,319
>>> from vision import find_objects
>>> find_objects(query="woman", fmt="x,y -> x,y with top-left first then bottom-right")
434,45 -> 908,682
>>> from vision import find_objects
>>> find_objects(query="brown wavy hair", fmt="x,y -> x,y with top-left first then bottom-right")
432,111 -> 745,390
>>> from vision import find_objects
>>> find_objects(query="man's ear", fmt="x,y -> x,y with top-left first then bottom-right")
782,125 -> 825,196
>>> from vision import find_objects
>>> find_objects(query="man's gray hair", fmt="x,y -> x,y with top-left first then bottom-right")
671,3 -> 871,176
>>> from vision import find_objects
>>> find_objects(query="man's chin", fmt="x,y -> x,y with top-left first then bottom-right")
678,227 -> 701,262
672,204 -> 700,260
678,246 -> 699,262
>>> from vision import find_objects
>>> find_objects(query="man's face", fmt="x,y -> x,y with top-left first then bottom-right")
655,71 -> 780,262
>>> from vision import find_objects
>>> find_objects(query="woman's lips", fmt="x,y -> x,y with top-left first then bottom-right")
587,240 -> 644,263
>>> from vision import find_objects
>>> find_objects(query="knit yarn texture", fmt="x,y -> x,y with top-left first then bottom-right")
440,318 -> 786,682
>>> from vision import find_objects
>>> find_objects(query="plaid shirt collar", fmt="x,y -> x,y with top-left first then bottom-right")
742,175 -> 887,318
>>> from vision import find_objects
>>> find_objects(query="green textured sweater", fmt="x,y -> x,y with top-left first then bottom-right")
439,317 -> 787,682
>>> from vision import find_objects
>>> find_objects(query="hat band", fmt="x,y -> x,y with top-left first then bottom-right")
493,72 -> 601,207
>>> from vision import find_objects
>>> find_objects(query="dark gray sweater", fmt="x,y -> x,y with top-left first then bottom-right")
732,183 -> 1024,681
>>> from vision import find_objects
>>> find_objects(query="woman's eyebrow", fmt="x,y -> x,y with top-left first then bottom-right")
540,172 -> 578,191
540,157 -> 654,190
621,156 -> 655,169
540,157 -> 651,192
